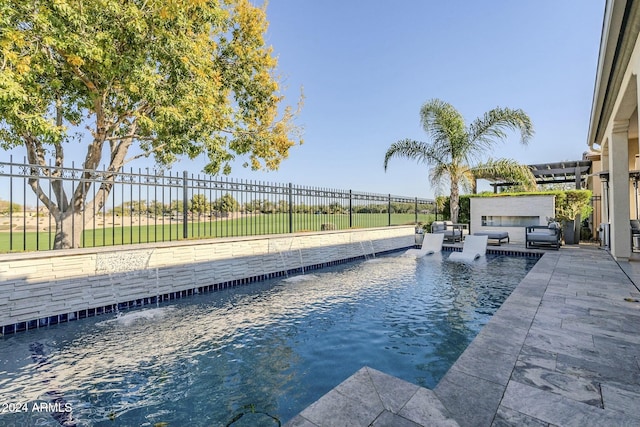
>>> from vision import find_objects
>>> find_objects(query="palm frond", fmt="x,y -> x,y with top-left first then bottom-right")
459,167 -> 476,194
419,99 -> 466,151
428,162 -> 448,190
471,158 -> 537,191
383,139 -> 433,171
467,107 -> 534,155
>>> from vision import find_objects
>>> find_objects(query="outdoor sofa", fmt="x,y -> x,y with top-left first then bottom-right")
631,220 -> 640,252
431,221 -> 468,243
525,223 -> 561,250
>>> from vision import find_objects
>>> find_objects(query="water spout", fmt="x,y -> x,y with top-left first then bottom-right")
271,239 -> 289,278
359,241 -> 369,261
288,237 -> 305,274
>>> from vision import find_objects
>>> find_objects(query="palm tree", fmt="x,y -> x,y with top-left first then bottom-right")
384,99 -> 534,223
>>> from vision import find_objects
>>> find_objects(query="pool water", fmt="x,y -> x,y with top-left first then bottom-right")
0,251 -> 537,427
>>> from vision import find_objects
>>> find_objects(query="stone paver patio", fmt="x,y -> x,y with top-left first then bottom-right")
284,244 -> 640,427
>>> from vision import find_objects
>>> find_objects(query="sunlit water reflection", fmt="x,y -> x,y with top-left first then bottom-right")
0,252 -> 537,426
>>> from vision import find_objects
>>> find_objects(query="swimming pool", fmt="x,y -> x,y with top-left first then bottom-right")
0,251 -> 537,426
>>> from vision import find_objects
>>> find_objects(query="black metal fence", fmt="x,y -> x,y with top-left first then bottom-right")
0,157 -> 436,252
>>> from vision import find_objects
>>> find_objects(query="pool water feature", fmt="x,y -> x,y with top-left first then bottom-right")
0,251 -> 538,426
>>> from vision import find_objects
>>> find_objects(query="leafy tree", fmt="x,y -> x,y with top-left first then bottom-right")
391,202 -> 415,214
0,0 -> 302,248
245,198 -> 277,213
244,198 -> 275,213
0,199 -> 22,215
190,194 -> 209,216
148,200 -> 165,217
438,195 -> 471,224
328,202 -> 345,214
170,200 -> 185,215
276,200 -> 289,214
354,204 -> 385,214
212,193 -> 238,213
293,203 -> 312,214
243,199 -> 260,213
384,99 -> 533,223
555,190 -> 593,223
261,199 -> 275,214
109,200 -> 146,216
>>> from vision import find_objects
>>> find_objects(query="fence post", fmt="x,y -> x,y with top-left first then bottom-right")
288,182 -> 293,233
349,190 -> 353,228
415,197 -> 418,224
183,170 -> 188,239
71,161 -> 76,249
9,155 -> 13,251
388,194 -> 391,226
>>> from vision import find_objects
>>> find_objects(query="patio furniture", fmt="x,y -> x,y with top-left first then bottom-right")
431,221 -> 467,242
525,223 -> 561,250
473,231 -> 509,245
631,220 -> 640,252
448,235 -> 488,262
404,233 -> 445,258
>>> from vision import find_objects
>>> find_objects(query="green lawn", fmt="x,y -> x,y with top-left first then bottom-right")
0,213 -> 436,252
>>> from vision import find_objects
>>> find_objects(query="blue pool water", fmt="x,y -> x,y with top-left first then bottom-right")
0,251 -> 537,427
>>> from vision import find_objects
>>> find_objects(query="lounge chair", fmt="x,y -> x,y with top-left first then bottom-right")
404,233 -> 445,258
448,235 -> 488,262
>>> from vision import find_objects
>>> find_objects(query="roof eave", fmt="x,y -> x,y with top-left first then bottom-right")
587,0 -> 629,149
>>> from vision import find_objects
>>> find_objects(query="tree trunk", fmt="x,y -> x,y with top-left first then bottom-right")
450,175 -> 460,223
53,212 -> 85,249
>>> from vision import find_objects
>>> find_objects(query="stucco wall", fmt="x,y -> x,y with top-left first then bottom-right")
470,196 -> 555,243
0,226 -> 414,334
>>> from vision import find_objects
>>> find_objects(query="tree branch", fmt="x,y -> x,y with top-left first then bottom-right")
21,134 -> 64,217
84,123 -> 138,217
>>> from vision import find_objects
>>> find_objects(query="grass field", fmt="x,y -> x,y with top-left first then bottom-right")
0,213 -> 436,252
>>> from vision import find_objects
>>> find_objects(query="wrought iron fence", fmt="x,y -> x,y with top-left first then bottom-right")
0,157 -> 436,252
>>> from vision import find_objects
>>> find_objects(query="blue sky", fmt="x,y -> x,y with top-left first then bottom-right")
5,1 -> 606,199
258,1 -> 606,198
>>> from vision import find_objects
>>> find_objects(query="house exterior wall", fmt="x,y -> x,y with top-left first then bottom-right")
0,226 -> 414,333
470,196 -> 555,243
587,0 -> 640,260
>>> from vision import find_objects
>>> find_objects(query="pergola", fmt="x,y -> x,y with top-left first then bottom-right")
489,160 -> 592,192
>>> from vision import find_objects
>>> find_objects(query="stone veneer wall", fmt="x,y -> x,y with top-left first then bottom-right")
0,226 -> 414,334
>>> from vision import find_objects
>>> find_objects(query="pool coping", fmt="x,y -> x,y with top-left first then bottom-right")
284,245 -> 640,426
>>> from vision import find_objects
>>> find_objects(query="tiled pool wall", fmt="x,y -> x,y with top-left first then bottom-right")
443,245 -> 544,258
0,227 -> 414,336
